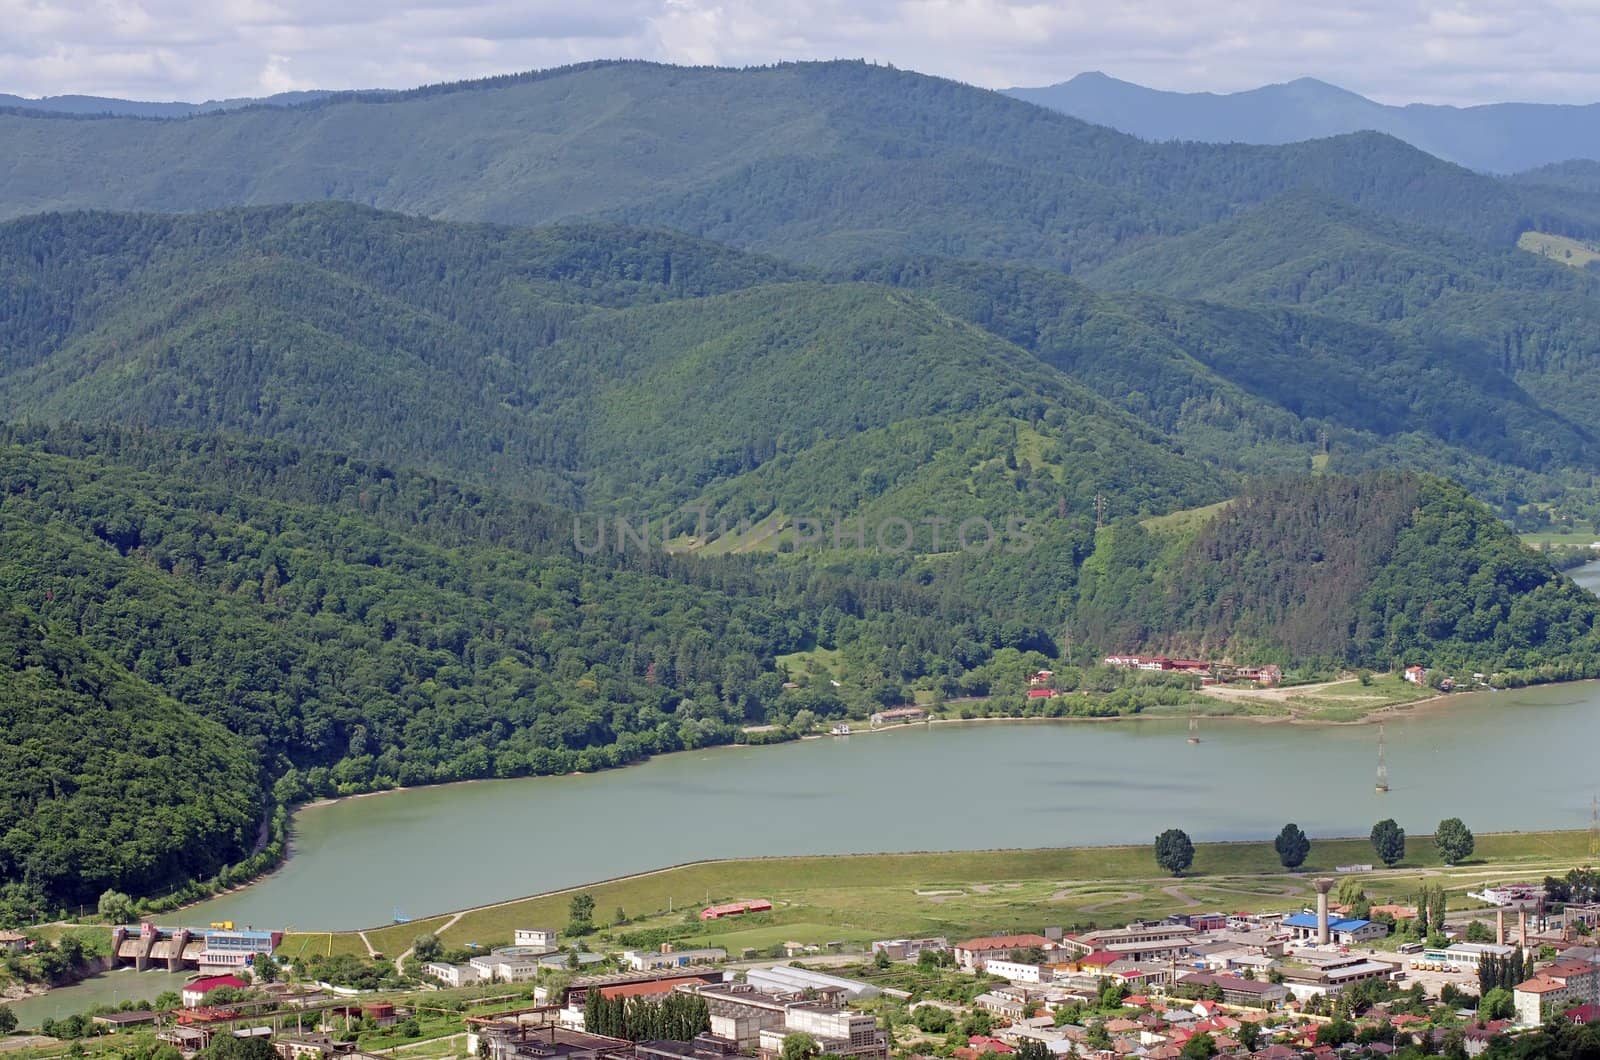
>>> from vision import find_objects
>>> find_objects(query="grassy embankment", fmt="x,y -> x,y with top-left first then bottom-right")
284,830 -> 1594,961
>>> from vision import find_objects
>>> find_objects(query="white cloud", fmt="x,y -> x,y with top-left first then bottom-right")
0,0 -> 1595,105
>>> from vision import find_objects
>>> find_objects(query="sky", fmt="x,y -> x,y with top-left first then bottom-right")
2,0 -> 1599,106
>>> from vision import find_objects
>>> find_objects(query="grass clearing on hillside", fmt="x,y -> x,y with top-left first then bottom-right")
1518,230 -> 1600,269
1140,501 -> 1230,538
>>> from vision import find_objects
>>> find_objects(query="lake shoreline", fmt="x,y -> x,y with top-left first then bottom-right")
167,676 -> 1596,931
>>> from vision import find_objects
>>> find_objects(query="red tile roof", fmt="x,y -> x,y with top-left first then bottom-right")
185,975 -> 247,993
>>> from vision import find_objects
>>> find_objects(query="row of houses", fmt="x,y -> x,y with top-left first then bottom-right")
1100,656 -> 1283,687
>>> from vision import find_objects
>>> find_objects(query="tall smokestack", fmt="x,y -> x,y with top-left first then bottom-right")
1497,909 -> 1506,946
1520,909 -> 1529,947
1314,879 -> 1335,946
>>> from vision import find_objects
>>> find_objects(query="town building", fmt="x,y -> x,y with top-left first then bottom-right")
869,937 -> 947,961
1515,960 -> 1600,1025
1426,942 -> 1518,972
699,900 -> 772,921
756,1005 -> 886,1060
541,952 -> 608,972
470,948 -> 546,983
981,959 -> 1051,984
1075,923 -> 1199,962
1278,953 -> 1401,999
199,929 -> 281,970
274,1034 -> 359,1060
91,1011 -> 158,1030
744,964 -> 879,1000
1172,972 -> 1288,1009
0,930 -> 27,954
426,962 -> 480,987
182,974 -> 249,1008
953,934 -> 1061,972
869,707 -> 927,726
514,929 -> 560,951
1282,912 -> 1387,945
622,947 -> 727,972
475,1022 -> 632,1060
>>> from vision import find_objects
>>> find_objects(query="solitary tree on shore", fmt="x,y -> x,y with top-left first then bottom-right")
1435,818 -> 1475,865
1155,828 -> 1195,876
1274,823 -> 1311,869
1371,818 -> 1406,867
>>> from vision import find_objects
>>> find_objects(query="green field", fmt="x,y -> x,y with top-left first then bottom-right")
1521,531 -> 1600,546
1519,230 -> 1600,269
282,829 -> 1595,959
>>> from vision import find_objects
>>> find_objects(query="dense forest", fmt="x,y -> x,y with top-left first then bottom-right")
1078,474 -> 1600,672
0,205 -> 1226,526
0,606 -> 262,909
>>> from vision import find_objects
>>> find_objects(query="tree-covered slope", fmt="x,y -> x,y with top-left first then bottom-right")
850,254 -> 1600,486
0,204 -> 1224,522
1,61 -> 1596,270
1509,160 -> 1600,194
0,604 -> 264,908
1078,474 -> 1600,672
1078,193 -> 1600,477
0,427 -> 1058,800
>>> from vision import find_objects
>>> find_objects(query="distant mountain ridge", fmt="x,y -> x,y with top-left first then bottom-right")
3,60 -> 1599,273
1006,71 -> 1600,174
0,89 -> 338,118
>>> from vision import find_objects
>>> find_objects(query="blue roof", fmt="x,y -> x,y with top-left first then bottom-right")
1283,913 -> 1372,931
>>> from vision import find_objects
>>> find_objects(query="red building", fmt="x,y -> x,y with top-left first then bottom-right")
699,899 -> 773,921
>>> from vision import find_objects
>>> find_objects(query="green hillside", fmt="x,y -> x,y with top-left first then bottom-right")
851,253 -> 1600,496
1078,473 -> 1600,672
0,605 -> 263,909
0,204 -> 1226,524
1,61 -> 1596,271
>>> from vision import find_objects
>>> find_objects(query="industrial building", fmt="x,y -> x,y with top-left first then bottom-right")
744,964 -> 879,1000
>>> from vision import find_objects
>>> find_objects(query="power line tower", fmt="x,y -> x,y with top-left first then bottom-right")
1375,724 -> 1390,794
1094,493 -> 1107,529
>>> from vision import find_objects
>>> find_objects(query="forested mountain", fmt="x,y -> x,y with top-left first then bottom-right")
2,61 -> 1598,271
1078,193 -> 1600,510
1079,474 -> 1600,671
0,604 -> 264,908
1512,160 -> 1600,194
850,252 -> 1600,496
0,204 -> 1227,527
1006,71 -> 1600,174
